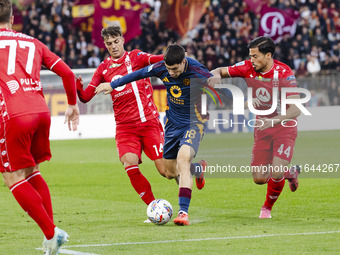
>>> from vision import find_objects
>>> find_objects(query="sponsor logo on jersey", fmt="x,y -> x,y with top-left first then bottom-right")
111,75 -> 126,91
255,76 -> 271,82
137,52 -> 146,56
6,80 -> 19,94
170,85 -> 182,98
256,87 -> 271,102
109,63 -> 122,68
183,78 -> 190,86
114,89 -> 132,98
162,77 -> 169,83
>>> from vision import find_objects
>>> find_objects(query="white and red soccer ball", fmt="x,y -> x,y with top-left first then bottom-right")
147,199 -> 173,225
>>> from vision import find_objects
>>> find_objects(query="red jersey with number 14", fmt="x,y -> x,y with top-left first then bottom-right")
227,59 -> 299,118
0,29 -> 62,122
81,50 -> 160,125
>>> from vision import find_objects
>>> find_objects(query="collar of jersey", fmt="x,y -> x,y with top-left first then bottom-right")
110,51 -> 127,63
260,61 -> 274,75
183,58 -> 188,73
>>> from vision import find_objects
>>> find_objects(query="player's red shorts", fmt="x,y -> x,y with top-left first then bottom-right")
0,112 -> 52,172
115,118 -> 164,163
251,123 -> 297,166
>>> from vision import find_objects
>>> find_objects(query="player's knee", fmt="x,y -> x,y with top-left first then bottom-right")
163,168 -> 177,179
253,177 -> 268,185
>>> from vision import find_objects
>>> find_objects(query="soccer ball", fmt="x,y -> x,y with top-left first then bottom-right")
147,199 -> 173,225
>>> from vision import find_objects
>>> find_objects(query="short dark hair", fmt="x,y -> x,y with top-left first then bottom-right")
0,0 -> 12,24
101,25 -> 122,40
164,44 -> 185,66
247,36 -> 275,57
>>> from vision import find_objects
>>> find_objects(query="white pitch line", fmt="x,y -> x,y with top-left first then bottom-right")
59,249 -> 99,255
63,230 -> 340,248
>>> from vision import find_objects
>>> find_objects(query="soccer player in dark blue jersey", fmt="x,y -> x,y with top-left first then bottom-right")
96,44 -> 216,225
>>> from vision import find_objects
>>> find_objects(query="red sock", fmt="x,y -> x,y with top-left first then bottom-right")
125,165 -> 155,205
10,180 -> 55,239
263,177 -> 285,210
26,171 -> 53,221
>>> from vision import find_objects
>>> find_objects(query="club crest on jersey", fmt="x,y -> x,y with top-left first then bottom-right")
109,63 -> 122,68
125,59 -> 131,67
183,78 -> 190,86
255,76 -> 271,82
256,88 -> 271,102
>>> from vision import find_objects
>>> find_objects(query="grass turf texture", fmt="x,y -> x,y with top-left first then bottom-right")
0,130 -> 339,254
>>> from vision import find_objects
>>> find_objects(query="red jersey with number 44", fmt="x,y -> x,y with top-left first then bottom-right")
227,59 -> 299,118
78,50 -> 160,125
0,29 -> 63,122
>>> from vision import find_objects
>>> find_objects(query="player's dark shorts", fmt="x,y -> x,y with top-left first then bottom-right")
115,118 -> 164,163
0,112 -> 52,172
251,122 -> 297,166
163,120 -> 206,159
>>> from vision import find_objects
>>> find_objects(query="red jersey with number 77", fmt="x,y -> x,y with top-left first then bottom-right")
227,59 -> 299,118
78,50 -> 161,125
0,29 -> 64,122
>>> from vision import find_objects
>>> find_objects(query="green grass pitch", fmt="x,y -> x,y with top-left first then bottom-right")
0,130 -> 339,254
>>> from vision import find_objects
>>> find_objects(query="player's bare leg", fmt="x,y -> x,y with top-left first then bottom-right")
120,153 -> 155,205
173,145 -> 194,225
154,158 -> 167,177
252,164 -> 271,185
164,158 -> 179,182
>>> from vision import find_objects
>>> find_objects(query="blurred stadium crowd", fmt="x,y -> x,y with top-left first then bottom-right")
21,0 -> 339,105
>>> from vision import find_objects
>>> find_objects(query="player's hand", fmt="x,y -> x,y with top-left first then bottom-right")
64,104 -> 80,131
95,83 -> 113,95
245,98 -> 261,109
257,116 -> 280,131
76,75 -> 84,90
207,76 -> 222,88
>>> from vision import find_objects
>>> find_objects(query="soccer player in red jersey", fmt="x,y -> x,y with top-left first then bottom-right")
0,0 -> 79,254
209,37 -> 301,219
76,25 -> 166,217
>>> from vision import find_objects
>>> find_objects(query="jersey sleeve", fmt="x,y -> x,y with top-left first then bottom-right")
132,49 -> 164,67
281,71 -> 299,98
77,66 -> 104,103
39,41 -> 77,105
110,62 -> 163,89
227,60 -> 249,78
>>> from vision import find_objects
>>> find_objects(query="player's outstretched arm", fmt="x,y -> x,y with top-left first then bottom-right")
76,75 -> 96,103
208,67 -> 230,87
95,82 -> 113,95
95,65 -> 155,94
64,104 -> 80,131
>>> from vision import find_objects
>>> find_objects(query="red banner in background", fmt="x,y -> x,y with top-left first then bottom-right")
72,0 -> 95,32
165,0 -> 209,36
92,0 -> 147,48
244,0 -> 268,15
259,6 -> 299,42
